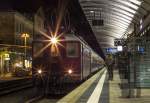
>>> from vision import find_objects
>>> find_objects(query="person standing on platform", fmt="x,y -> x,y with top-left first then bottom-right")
117,46 -> 133,98
105,54 -> 114,80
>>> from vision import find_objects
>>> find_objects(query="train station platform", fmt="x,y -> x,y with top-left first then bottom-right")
0,70 -> 32,83
109,70 -> 150,103
36,67 -> 150,103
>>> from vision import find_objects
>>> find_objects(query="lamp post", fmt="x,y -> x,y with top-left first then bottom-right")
21,33 -> 30,68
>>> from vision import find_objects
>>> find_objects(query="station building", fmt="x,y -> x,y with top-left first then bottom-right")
0,11 -> 33,77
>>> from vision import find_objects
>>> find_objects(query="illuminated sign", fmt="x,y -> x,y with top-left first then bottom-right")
106,48 -> 117,53
4,53 -> 10,60
117,46 -> 123,52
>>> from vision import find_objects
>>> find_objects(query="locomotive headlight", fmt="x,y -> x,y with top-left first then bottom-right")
68,69 -> 72,74
50,37 -> 58,44
38,69 -> 42,74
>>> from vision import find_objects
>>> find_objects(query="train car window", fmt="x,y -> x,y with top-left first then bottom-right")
66,42 -> 79,57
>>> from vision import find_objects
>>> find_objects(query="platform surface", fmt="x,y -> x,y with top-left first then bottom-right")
109,70 -> 150,103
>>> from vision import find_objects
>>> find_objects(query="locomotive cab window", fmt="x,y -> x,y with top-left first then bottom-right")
66,42 -> 79,57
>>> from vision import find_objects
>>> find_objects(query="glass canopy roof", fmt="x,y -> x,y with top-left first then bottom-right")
79,0 -> 150,49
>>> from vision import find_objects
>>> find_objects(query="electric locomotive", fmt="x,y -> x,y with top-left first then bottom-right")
32,33 -> 104,94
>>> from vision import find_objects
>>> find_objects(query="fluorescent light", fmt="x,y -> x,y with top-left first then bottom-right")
98,29 -> 122,37
140,25 -> 143,30
110,19 -> 130,26
117,46 -> 123,51
140,19 -> 143,24
90,10 -> 94,13
113,3 -> 136,14
117,0 -> 139,10
128,0 -> 142,5
111,21 -> 128,27
105,23 -> 127,30
106,18 -> 129,26
113,8 -> 134,18
104,12 -> 132,23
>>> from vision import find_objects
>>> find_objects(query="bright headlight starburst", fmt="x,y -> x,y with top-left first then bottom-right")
38,69 -> 42,74
50,37 -> 58,44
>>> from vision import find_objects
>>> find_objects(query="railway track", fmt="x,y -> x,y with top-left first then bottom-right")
0,78 -> 33,96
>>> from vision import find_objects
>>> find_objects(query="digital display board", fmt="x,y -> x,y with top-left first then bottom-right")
106,48 -> 117,54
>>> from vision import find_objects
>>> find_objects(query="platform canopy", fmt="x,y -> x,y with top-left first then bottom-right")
79,0 -> 150,50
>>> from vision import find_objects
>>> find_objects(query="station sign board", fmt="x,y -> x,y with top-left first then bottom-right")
106,48 -> 117,54
114,39 -> 126,46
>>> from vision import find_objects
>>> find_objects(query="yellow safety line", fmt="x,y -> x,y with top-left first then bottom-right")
87,70 -> 107,103
57,67 -> 106,103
